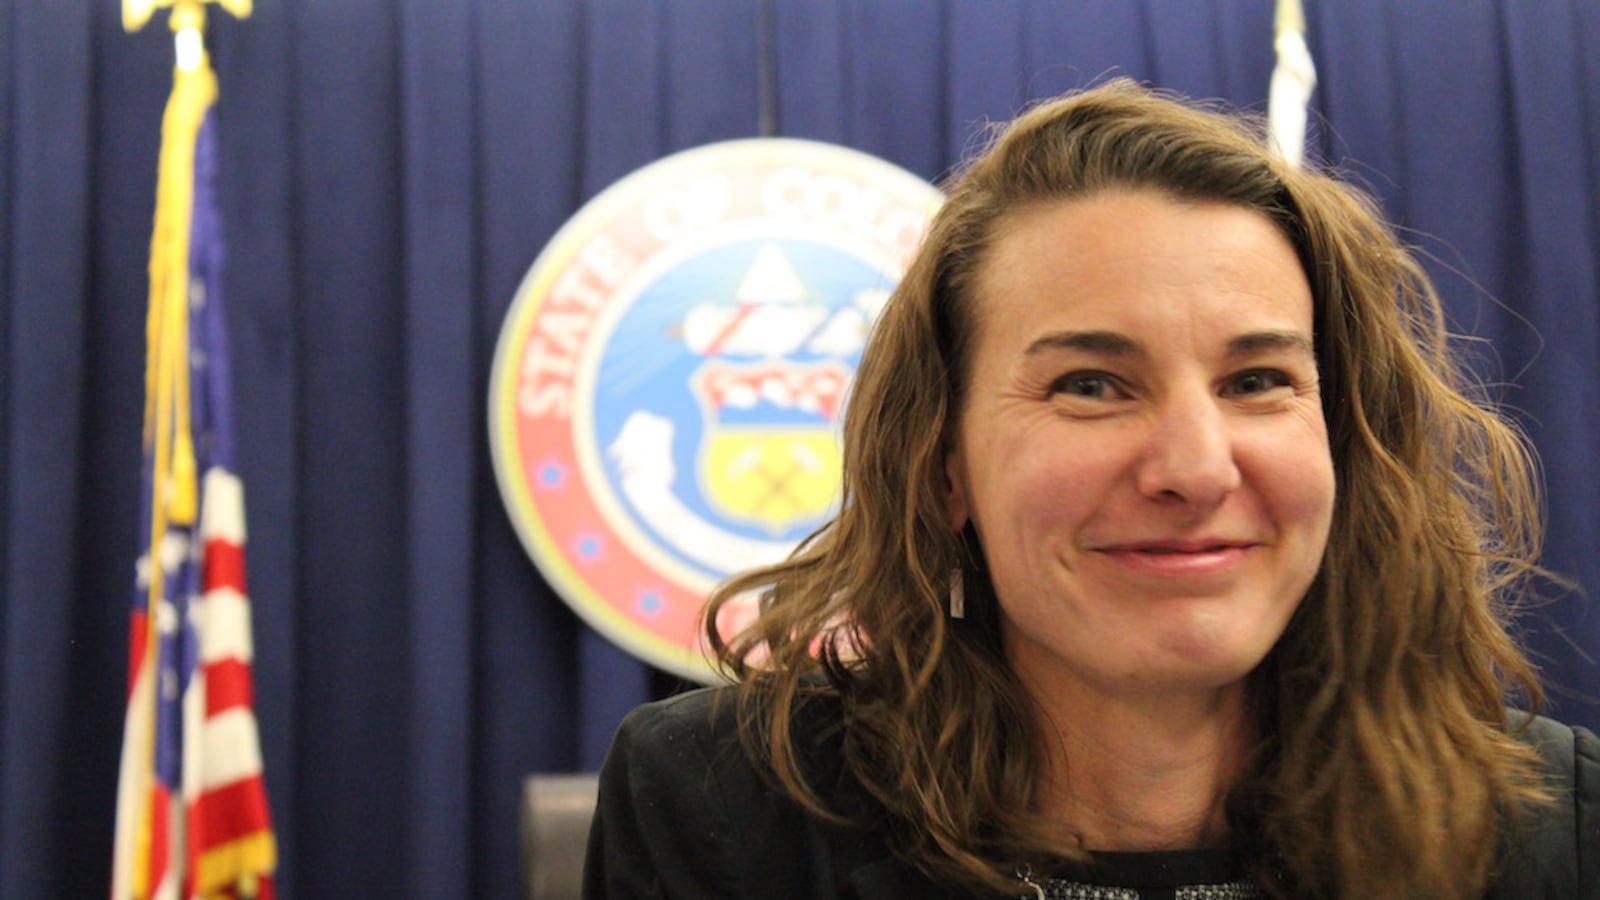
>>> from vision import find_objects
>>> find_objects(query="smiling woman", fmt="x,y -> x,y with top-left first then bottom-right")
583,81 -> 1598,900
945,193 -> 1334,729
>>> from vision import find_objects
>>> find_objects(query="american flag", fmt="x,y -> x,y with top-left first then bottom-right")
111,50 -> 277,900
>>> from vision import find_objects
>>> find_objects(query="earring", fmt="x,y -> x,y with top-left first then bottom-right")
948,567 -> 965,619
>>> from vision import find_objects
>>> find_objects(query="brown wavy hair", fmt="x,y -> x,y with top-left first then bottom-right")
704,79 -> 1550,898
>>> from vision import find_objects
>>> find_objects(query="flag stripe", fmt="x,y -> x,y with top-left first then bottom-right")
199,706 -> 267,790
198,468 -> 246,542
127,612 -> 150,700
112,664 -> 155,898
204,657 -> 255,716
148,787 -> 172,896
198,587 -> 255,664
190,779 -> 275,857
202,537 -> 247,597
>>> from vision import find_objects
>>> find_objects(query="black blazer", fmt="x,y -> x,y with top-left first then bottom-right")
582,686 -> 1599,899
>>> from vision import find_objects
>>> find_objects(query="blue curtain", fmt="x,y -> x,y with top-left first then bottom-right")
2,0 -> 1595,896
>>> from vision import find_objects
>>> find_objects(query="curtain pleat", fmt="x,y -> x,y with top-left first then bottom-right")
291,2 -> 410,890
584,0 -> 666,192
1311,2 -> 1408,219
399,0 -> 479,893
1145,0 -> 1227,97
1498,1 -> 1600,710
3,2 -> 1596,897
1024,1 -> 1150,100
773,0 -> 849,144
2,4 -> 94,898
474,1 -> 587,889
1211,0 -> 1274,103
946,0 -> 1025,163
662,0 -> 762,150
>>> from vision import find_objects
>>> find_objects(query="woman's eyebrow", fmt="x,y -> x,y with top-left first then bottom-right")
1022,329 -> 1314,360
1023,330 -> 1142,359
1227,329 -> 1315,358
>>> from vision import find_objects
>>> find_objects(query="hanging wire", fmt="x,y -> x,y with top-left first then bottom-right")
756,0 -> 779,137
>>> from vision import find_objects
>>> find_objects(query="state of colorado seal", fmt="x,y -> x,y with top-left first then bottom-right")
489,139 -> 941,682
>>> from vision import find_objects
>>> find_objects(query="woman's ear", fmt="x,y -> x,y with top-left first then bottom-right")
944,445 -> 970,531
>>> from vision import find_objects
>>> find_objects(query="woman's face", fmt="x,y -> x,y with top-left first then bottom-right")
945,190 -> 1334,702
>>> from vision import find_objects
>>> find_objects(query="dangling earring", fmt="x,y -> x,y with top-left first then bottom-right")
948,567 -> 965,619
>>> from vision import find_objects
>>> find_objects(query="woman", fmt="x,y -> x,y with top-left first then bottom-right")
583,81 -> 1598,899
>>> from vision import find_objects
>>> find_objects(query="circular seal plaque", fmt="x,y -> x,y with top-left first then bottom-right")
489,139 -> 942,682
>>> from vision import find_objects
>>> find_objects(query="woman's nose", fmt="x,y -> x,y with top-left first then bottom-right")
1134,392 -> 1242,508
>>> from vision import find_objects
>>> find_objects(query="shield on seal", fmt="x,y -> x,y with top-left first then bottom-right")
692,360 -> 847,536
700,427 -> 840,534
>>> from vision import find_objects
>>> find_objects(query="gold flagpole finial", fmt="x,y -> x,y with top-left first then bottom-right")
124,0 -> 253,36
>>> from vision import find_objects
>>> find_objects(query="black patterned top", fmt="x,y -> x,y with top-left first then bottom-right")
1038,850 -> 1257,900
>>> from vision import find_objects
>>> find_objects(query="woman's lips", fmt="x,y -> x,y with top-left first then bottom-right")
1093,541 -> 1256,576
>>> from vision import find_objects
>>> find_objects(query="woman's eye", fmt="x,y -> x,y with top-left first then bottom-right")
1052,373 -> 1120,399
1225,369 -> 1292,396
